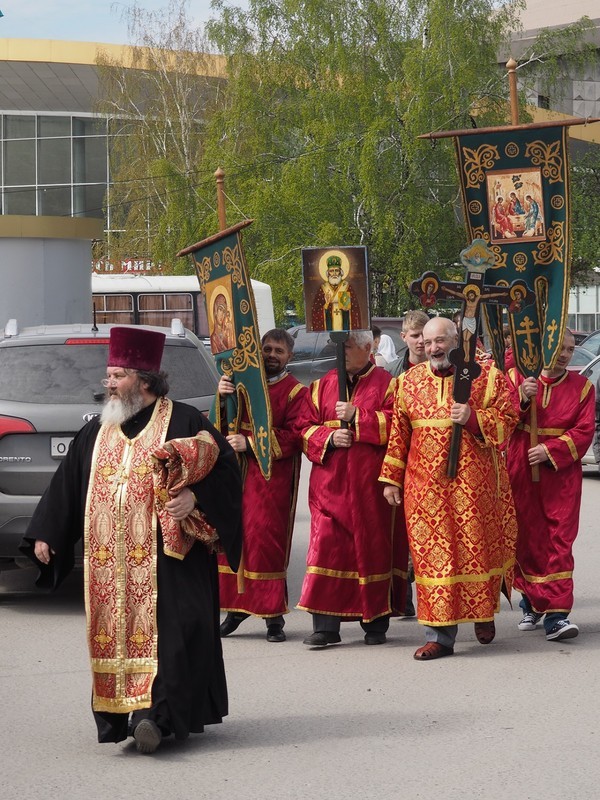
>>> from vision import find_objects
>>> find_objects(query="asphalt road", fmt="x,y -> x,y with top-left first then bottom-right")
1,465 -> 599,800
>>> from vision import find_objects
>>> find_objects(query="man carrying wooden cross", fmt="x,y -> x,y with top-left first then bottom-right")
379,317 -> 518,660
505,329 -> 595,642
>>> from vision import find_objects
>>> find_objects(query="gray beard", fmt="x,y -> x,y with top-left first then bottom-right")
430,354 -> 451,371
100,392 -> 146,426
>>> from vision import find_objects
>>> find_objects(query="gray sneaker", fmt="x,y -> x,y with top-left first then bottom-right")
546,620 -> 579,641
134,719 -> 162,754
517,611 -> 543,631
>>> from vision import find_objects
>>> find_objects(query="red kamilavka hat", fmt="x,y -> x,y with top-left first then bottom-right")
107,327 -> 166,372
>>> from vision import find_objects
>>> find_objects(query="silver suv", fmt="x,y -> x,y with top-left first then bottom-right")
0,320 -> 218,570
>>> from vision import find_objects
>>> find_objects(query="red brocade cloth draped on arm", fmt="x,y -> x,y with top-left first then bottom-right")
218,373 -> 308,617
379,362 -> 518,626
505,369 -> 595,613
152,432 -> 221,559
298,365 -> 408,623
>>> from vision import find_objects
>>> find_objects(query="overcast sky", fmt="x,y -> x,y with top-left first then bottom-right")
0,1 -> 247,45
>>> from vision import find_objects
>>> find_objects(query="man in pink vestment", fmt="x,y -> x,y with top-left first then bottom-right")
216,329 -> 307,642
506,329 -> 595,642
298,330 -> 408,647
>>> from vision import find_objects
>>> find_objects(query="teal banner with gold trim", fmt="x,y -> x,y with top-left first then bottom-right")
455,125 -> 570,376
177,220 -> 273,479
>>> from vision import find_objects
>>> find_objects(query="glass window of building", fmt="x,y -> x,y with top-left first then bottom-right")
4,187 -> 36,215
73,136 -> 107,184
38,116 -> 71,137
39,186 -> 72,216
73,117 -> 107,137
1,113 -> 111,219
74,184 -> 106,218
4,139 -> 36,185
38,138 -> 71,184
4,115 -> 35,139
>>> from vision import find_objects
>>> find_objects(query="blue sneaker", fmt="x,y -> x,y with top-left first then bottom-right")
546,620 -> 579,641
517,611 -> 543,631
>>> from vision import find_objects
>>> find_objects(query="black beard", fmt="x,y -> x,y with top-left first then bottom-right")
264,361 -> 284,377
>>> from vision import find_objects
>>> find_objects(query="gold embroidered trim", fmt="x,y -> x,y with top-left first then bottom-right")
306,565 -> 391,584
219,565 -> 286,580
411,419 -> 453,429
288,382 -> 304,403
382,454 -> 405,469
376,410 -> 387,445
518,569 -> 573,583
270,431 -> 283,459
559,433 -> 578,461
581,381 -> 592,403
311,380 -> 320,410
415,566 -> 506,587
516,424 -> 566,435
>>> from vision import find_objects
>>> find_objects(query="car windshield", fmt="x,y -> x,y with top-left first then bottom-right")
571,347 -> 594,366
0,343 -> 216,403
581,332 -> 600,356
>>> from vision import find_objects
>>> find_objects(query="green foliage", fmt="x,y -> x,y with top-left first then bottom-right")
570,149 -> 600,282
203,0 -> 528,321
95,0 -> 223,271
96,0 -> 598,315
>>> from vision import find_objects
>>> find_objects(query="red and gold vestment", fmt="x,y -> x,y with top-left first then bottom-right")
506,369 -> 595,613
298,365 -> 408,622
379,362 -> 518,626
85,398 -> 172,713
217,373 -> 307,616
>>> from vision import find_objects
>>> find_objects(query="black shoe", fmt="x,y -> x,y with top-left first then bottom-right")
302,631 -> 341,647
220,612 -> 249,637
364,631 -> 387,645
266,624 -> 286,643
403,601 -> 416,617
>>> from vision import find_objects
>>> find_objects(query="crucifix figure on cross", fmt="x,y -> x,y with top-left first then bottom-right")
409,240 -> 535,476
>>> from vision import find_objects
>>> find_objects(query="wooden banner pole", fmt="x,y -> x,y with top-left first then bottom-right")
506,58 -> 539,482
506,57 -> 519,126
215,167 -> 227,232
330,332 -> 350,429
214,168 -> 246,590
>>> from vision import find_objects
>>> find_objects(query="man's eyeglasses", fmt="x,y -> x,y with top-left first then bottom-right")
101,372 -> 130,387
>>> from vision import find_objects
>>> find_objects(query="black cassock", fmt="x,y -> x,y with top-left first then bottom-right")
22,400 -> 242,743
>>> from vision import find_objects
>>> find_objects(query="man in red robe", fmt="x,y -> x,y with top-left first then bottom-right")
385,309 -> 430,616
215,329 -> 308,642
298,330 -> 408,646
506,329 -> 595,641
380,317 -> 518,660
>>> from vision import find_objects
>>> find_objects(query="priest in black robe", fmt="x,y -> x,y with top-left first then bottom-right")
21,326 -> 242,754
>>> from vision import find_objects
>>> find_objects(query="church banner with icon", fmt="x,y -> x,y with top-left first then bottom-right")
302,246 -> 370,333
177,220 -> 273,479
454,124 -> 570,376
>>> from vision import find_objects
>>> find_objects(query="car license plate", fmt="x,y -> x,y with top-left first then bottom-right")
51,437 -> 74,458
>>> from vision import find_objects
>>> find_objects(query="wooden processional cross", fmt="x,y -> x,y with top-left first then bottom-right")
410,267 -> 534,478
